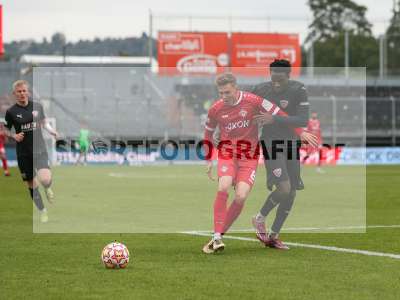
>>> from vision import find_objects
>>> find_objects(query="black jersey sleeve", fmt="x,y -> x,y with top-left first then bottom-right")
4,110 -> 13,130
272,84 -> 309,127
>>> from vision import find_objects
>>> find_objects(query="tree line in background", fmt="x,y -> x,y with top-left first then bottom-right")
2,0 -> 400,75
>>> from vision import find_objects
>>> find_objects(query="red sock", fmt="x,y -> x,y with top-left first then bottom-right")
1,158 -> 8,171
213,191 -> 228,234
223,200 -> 244,233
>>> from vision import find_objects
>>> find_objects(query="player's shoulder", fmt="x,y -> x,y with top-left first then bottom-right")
241,90 -> 261,101
288,80 -> 306,92
31,101 -> 44,109
5,103 -> 18,114
252,82 -> 273,95
209,99 -> 224,112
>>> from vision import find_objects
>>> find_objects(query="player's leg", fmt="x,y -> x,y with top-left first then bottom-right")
0,146 -> 10,176
253,150 -> 290,245
18,155 -> 48,222
202,175 -> 232,254
36,152 -> 55,203
222,181 -> 252,233
82,143 -> 89,165
222,159 -> 257,234
202,159 -> 236,254
316,147 -> 325,173
266,157 -> 302,250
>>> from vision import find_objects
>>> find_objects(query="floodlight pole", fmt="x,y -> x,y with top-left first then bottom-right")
344,30 -> 349,78
379,35 -> 385,79
308,41 -> 314,78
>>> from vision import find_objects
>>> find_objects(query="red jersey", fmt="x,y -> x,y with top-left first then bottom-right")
0,132 -> 6,146
204,91 -> 302,159
307,118 -> 321,139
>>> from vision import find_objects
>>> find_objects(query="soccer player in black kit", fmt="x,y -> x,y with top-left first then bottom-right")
251,60 -> 312,249
4,80 -> 59,223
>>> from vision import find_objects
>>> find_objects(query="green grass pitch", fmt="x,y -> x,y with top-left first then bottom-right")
1,165 -> 400,299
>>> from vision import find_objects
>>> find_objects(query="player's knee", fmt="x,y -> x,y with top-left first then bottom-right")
234,191 -> 248,204
218,184 -> 230,193
39,176 -> 52,187
276,183 -> 291,197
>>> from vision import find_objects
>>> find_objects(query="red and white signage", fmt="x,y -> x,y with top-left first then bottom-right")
158,31 -> 229,75
157,31 -> 301,76
230,33 -> 301,77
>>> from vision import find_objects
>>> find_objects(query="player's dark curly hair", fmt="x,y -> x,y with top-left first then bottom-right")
269,59 -> 291,75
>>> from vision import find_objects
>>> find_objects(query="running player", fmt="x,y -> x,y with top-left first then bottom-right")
302,112 -> 325,173
76,122 -> 90,166
4,80 -> 59,222
202,73 -> 316,254
252,59 -> 310,250
0,122 -> 10,176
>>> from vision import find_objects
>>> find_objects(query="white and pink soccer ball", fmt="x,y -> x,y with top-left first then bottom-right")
101,242 -> 130,269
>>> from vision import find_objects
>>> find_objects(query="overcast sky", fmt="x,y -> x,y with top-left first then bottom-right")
2,0 -> 393,43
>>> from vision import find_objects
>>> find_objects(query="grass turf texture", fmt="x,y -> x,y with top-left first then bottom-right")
0,165 -> 400,299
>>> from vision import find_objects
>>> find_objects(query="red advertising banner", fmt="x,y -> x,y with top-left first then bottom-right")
230,33 -> 301,77
158,31 -> 229,75
0,5 -> 4,56
157,31 -> 301,76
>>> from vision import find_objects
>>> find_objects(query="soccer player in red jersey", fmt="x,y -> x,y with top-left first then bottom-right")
202,73 -> 317,253
0,122 -> 10,176
303,112 -> 325,173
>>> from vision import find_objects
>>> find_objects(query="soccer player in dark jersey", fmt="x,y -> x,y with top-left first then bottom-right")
202,73 -> 316,254
4,80 -> 59,222
0,122 -> 11,176
251,59 -> 310,250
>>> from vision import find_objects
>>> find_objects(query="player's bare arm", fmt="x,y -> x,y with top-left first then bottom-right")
41,119 -> 59,139
2,127 -> 24,142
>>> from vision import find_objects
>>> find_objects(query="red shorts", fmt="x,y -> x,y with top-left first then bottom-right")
217,157 -> 258,187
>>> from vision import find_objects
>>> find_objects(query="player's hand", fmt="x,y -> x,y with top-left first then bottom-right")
206,161 -> 215,181
254,112 -> 274,125
14,132 -> 25,142
300,131 -> 319,148
52,131 -> 60,140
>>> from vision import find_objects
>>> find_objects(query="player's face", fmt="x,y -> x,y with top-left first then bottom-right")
13,84 -> 29,105
271,71 -> 289,93
218,83 -> 238,105
311,112 -> 317,119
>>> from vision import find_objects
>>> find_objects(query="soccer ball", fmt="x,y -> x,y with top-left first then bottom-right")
101,242 -> 130,269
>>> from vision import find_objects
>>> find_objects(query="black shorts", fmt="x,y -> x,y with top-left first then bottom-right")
17,152 -> 50,181
263,144 -> 303,191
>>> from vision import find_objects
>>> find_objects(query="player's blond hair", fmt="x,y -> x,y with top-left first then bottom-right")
215,73 -> 237,87
12,80 -> 30,92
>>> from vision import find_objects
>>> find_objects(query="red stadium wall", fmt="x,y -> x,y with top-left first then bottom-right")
157,31 -> 301,76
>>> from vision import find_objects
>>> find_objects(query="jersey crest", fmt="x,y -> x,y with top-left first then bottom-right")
279,100 -> 289,109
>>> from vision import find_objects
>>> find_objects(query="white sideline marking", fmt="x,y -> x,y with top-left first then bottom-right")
192,224 -> 400,233
182,231 -> 400,260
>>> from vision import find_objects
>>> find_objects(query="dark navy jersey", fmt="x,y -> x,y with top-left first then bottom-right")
5,101 -> 47,156
252,80 -> 309,141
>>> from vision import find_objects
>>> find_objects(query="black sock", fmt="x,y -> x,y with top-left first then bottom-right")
260,190 -> 283,218
271,191 -> 296,234
29,188 -> 45,211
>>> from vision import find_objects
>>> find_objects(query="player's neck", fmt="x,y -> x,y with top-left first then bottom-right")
225,91 -> 242,106
16,100 -> 29,107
